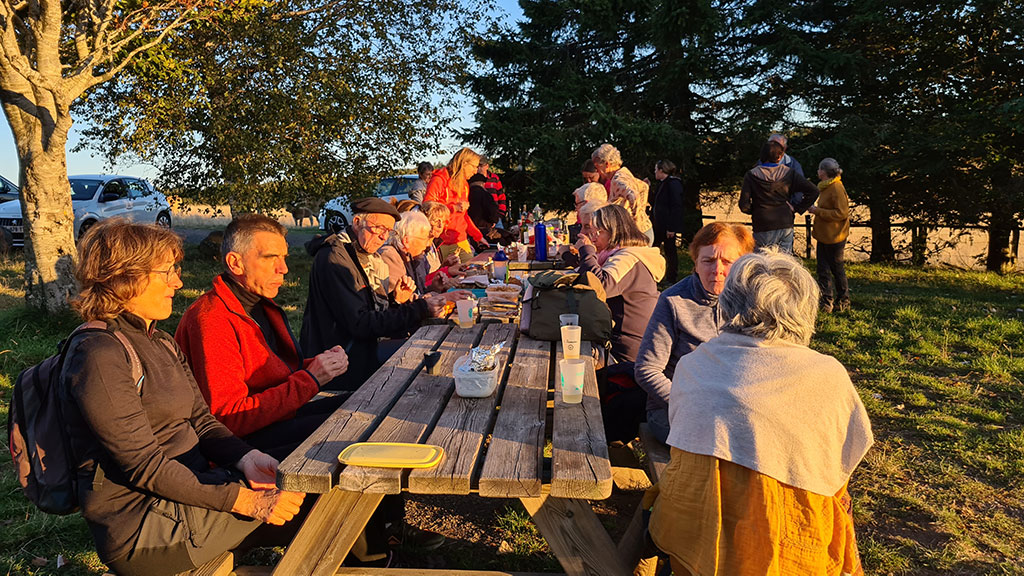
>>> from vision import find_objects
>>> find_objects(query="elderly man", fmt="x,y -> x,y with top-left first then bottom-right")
299,198 -> 449,552
176,214 -> 350,459
301,197 -> 453,392
768,132 -> 805,178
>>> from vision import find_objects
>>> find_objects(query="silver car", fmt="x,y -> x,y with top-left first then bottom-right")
0,174 -> 172,247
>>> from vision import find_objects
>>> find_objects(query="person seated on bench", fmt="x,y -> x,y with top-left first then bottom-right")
62,219 -> 304,576
175,214 -> 350,460
647,250 -> 873,576
633,222 -> 754,444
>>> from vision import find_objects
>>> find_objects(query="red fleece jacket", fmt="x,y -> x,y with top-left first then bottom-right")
175,275 -> 319,437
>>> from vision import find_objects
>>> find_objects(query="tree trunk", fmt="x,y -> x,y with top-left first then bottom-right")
986,210 -> 1016,273
868,191 -> 895,262
0,77 -> 79,312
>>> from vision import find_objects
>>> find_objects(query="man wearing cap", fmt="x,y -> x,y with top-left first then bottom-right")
300,197 -> 454,392
768,133 -> 804,178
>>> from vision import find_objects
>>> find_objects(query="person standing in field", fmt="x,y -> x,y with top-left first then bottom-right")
809,157 -> 851,312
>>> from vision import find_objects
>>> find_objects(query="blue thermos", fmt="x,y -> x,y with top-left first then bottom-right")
534,222 -> 547,261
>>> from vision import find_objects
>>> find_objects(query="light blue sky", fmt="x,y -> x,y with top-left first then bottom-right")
0,0 -> 524,183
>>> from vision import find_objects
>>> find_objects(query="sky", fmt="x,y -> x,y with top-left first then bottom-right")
0,0 -> 525,184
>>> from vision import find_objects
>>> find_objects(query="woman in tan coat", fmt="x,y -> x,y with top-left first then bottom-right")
808,158 -> 850,312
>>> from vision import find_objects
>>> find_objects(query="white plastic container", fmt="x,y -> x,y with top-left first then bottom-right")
453,355 -> 500,398
485,283 -> 522,304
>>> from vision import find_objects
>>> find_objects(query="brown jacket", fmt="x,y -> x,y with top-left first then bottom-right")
812,179 -> 850,244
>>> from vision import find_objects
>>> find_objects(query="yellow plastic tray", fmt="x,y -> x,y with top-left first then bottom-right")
338,442 -> 444,468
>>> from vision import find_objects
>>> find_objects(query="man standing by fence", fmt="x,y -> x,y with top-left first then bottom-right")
740,138 -> 819,253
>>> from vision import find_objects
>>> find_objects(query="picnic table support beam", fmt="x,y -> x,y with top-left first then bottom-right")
520,495 -> 631,576
272,489 -> 385,576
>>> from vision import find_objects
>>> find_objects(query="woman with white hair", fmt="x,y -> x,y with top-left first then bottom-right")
647,250 -> 873,576
808,157 -> 851,312
379,210 -> 434,295
591,143 -> 654,244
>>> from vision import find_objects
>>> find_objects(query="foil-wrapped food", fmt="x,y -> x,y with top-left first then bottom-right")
468,341 -> 505,372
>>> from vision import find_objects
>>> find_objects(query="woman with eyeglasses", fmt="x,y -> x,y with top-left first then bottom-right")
60,219 -> 305,575
380,210 -> 435,295
423,147 -> 490,262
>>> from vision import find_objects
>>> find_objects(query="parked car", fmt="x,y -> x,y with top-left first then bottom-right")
319,174 -> 418,234
0,174 -> 18,204
0,174 -> 172,247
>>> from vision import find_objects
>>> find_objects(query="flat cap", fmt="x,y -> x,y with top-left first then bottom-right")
351,197 -> 400,219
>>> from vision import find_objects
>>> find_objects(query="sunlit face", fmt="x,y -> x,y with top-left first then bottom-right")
354,213 -> 396,254
427,211 -> 448,239
461,158 -> 480,181
695,238 -> 744,295
126,251 -> 182,327
402,229 -> 432,258
228,231 -> 288,299
582,170 -> 601,184
581,213 -> 610,252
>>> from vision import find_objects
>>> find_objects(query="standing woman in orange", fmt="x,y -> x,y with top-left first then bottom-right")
424,147 -> 490,262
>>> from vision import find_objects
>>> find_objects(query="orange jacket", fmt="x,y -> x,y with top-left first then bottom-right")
424,168 -> 483,245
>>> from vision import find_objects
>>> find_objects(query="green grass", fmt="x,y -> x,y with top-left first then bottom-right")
3,247 -> 1024,574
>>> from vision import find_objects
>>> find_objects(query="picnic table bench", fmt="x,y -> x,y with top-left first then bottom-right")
271,322 -> 631,576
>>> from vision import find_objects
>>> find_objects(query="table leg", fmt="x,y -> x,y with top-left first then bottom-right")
520,495 -> 631,576
272,489 -> 385,576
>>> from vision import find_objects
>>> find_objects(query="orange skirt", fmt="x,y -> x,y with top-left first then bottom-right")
648,448 -> 863,576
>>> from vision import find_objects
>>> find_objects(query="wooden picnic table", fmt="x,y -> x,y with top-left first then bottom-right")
272,322 -> 629,576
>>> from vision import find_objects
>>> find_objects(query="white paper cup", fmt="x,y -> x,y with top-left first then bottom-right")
559,358 -> 586,404
516,243 -> 528,262
456,299 -> 476,328
561,325 -> 582,360
559,314 -> 579,327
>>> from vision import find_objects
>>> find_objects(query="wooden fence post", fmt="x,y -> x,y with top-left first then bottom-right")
805,215 -> 812,259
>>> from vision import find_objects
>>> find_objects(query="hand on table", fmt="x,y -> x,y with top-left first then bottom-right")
423,293 -> 450,318
476,238 -> 491,249
308,345 -> 349,384
442,252 -> 461,267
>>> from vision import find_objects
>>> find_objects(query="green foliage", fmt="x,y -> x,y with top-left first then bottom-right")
465,0 -> 783,211
75,0 -> 493,213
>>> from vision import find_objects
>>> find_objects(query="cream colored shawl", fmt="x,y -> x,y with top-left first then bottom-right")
667,331 -> 873,496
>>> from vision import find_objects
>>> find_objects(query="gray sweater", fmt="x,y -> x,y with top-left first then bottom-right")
634,273 -> 724,412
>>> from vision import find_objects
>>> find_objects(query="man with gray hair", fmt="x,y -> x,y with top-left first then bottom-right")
176,214 -> 350,458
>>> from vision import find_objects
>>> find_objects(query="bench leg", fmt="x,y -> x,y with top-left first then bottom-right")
272,489 -> 384,576
520,495 -> 630,576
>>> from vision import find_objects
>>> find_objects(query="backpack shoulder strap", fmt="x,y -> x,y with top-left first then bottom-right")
72,321 -> 145,395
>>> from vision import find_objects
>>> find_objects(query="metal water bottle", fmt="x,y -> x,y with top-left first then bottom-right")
534,222 -> 547,261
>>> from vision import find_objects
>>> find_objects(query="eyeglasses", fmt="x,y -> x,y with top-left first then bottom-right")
152,263 -> 182,283
364,223 -> 392,237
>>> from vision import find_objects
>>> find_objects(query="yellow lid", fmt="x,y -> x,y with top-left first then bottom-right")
338,443 -> 444,469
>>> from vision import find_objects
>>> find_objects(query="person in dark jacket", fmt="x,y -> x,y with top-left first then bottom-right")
652,159 -> 702,284
467,174 -> 501,236
300,197 -> 455,392
739,140 -> 819,254
63,219 -> 304,576
769,132 -> 805,178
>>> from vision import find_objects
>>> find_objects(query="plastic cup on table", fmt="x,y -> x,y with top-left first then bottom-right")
559,314 -> 579,327
559,358 -> 586,404
455,299 -> 476,328
561,325 -> 582,360
517,243 -> 528,262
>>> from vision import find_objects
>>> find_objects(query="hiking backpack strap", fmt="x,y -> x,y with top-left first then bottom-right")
75,321 -> 145,395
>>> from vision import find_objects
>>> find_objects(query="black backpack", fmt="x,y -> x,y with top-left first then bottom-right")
7,322 -> 144,515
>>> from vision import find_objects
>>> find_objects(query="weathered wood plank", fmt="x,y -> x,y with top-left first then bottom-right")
477,337 -> 551,498
276,324 -> 450,493
408,323 -> 517,494
550,342 -> 612,500
638,423 -> 670,484
272,489 -> 384,576
336,325 -> 483,493
520,494 -> 631,576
